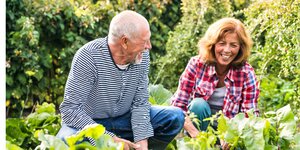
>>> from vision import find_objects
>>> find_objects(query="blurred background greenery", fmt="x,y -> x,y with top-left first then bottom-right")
6,0 -> 300,121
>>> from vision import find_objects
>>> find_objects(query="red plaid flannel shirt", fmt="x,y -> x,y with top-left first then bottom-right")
171,56 -> 260,118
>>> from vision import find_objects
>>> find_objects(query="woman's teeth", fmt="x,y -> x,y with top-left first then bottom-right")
221,54 -> 230,60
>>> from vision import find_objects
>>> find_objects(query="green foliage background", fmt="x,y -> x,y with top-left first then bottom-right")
6,0 -> 182,117
6,0 -> 300,125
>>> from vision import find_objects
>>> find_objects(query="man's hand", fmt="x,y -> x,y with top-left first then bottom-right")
135,139 -> 148,150
220,140 -> 230,150
184,115 -> 200,138
112,136 -> 140,150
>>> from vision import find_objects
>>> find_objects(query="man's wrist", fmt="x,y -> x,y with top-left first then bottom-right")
135,139 -> 148,149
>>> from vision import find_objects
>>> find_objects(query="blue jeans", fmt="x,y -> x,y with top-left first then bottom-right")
188,98 -> 212,131
56,106 -> 184,150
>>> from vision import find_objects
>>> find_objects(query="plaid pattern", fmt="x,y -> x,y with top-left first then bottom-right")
171,56 -> 260,118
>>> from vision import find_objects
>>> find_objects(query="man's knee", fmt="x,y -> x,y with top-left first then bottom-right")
151,106 -> 184,130
164,106 -> 185,130
171,106 -> 185,126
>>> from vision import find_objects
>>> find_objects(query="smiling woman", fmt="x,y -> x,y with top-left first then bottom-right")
171,17 -> 260,150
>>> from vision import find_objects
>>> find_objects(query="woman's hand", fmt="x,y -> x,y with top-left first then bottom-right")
112,136 -> 140,150
184,115 -> 200,138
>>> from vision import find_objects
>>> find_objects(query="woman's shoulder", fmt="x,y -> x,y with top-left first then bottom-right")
235,61 -> 255,73
189,56 -> 206,66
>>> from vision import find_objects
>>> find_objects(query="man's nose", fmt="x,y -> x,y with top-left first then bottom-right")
145,40 -> 152,50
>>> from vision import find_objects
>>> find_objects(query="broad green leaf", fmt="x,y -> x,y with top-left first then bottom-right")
264,144 -> 278,150
96,134 -> 123,149
73,142 -> 96,150
36,103 -> 56,114
293,133 -> 300,150
83,124 -> 105,139
35,131 -> 68,150
6,75 -> 14,86
25,70 -> 35,76
148,84 -> 173,105
17,73 -> 27,85
66,124 -> 105,146
6,141 -> 23,150
217,113 -> 228,140
6,118 -> 30,146
33,69 -> 44,81
241,118 -> 265,150
276,105 -> 296,140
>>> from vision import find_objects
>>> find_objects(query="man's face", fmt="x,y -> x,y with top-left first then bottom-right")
123,28 -> 152,64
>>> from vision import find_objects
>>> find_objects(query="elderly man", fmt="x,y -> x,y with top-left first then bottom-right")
56,10 -> 184,150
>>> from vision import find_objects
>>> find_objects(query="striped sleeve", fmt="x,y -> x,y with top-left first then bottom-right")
59,47 -> 115,137
131,51 -> 154,142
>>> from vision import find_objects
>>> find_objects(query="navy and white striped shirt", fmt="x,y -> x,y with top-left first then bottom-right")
59,37 -> 153,142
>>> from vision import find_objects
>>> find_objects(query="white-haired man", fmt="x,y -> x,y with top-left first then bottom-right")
56,10 -> 184,150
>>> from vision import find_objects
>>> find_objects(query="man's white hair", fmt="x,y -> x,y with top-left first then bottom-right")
108,10 -> 149,43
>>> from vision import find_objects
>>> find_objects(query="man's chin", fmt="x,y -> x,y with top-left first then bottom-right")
131,54 -> 143,65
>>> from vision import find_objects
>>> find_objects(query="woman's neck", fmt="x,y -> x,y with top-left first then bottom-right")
215,64 -> 229,76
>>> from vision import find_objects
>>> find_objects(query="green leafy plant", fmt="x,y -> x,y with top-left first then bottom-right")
154,0 -> 234,92
6,103 -> 61,149
175,105 -> 299,150
6,141 -> 23,150
34,124 -> 123,150
148,84 -> 173,105
34,130 -> 68,150
26,103 -> 61,135
6,0 -> 182,117
244,0 -> 300,118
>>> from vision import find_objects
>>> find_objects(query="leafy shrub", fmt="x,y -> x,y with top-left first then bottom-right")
6,0 -> 182,117
154,0 -> 234,92
243,0 -> 300,117
174,105 -> 300,150
259,75 -> 296,114
6,103 -> 61,149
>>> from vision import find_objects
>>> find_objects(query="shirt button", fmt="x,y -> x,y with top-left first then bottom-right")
123,83 -> 126,86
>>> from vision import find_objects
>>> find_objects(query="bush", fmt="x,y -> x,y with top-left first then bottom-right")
153,0 -> 234,92
6,0 -> 182,117
243,0 -> 300,117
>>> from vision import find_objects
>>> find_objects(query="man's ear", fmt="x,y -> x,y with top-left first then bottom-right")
121,36 -> 127,49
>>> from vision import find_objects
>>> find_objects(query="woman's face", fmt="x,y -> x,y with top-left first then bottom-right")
214,32 -> 240,68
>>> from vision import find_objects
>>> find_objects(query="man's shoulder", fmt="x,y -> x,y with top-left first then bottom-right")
83,37 -> 108,51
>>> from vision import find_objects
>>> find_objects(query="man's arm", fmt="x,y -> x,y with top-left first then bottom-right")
60,48 -> 115,137
131,52 -> 154,143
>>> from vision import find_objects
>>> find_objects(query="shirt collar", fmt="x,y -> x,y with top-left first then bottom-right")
207,65 -> 235,82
